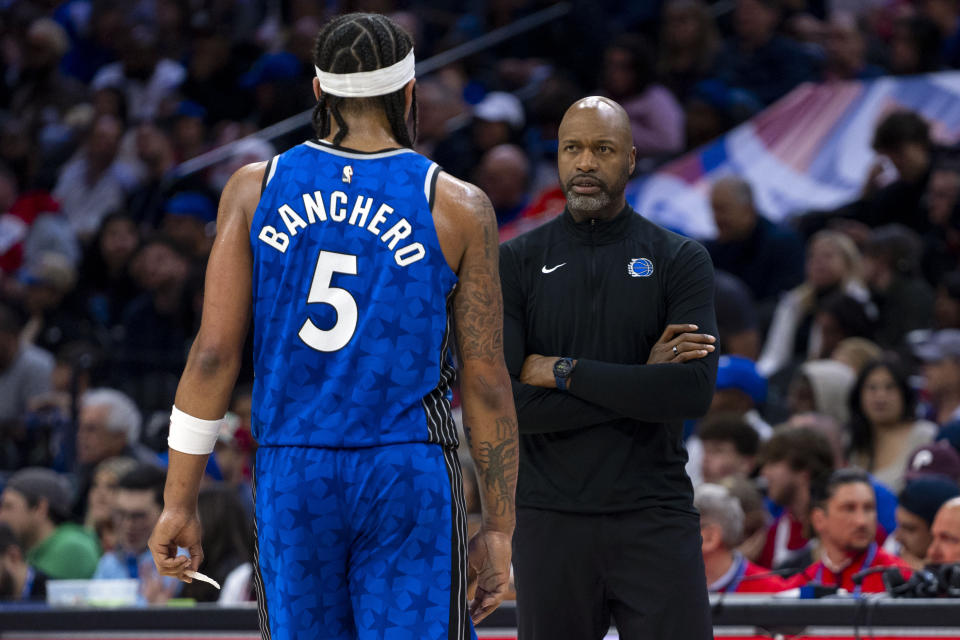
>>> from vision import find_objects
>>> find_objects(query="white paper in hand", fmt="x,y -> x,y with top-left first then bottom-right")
184,570 -> 221,590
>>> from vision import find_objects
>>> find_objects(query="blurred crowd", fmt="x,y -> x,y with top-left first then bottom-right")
5,0 -> 960,607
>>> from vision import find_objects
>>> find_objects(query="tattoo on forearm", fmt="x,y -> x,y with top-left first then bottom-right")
453,193 -> 504,363
474,416 -> 518,518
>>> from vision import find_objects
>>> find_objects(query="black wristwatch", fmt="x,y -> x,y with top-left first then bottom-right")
553,357 -> 575,391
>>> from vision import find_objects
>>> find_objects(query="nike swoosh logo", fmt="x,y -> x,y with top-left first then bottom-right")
541,263 -> 566,274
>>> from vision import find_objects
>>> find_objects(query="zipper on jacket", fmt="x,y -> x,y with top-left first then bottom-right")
590,218 -> 598,318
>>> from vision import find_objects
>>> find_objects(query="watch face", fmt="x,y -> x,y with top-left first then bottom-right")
554,359 -> 573,377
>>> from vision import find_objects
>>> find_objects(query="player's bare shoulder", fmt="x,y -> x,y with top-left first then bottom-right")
221,161 -> 269,230
432,171 -> 497,274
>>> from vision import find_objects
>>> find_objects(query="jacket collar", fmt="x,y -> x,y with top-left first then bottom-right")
561,204 -> 635,244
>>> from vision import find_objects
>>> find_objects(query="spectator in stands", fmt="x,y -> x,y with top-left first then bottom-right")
0,523 -> 46,601
894,476 -> 960,569
93,465 -> 178,604
76,213 -> 141,331
713,0 -> 815,106
434,91 -> 525,182
904,441 -> 960,485
758,427 -> 835,570
19,252 -> 88,356
52,114 -> 131,240
171,101 -> 208,162
681,78 -> 762,151
928,496 -> 960,562
178,28 -> 247,125
786,360 -> 857,427
657,0 -> 721,102
118,236 -> 198,412
90,85 -> 129,124
161,192 -> 216,261
0,467 -> 99,580
720,476 -> 769,563
240,51 -> 313,130
127,121 -> 180,229
413,80 -> 466,159
0,303 -> 53,428
809,293 -> 877,360
831,337 -> 882,376
922,162 -> 960,286
687,355 -> 768,486
602,34 -> 684,159
921,0 -> 960,67
846,111 -> 935,234
848,358 -> 937,491
916,329 -> 960,426
934,272 -> 960,330
83,456 -> 138,553
58,2 -> 124,84
0,118 -> 37,190
705,176 -> 805,306
709,355 -> 771,439
10,18 -> 87,138
862,225 -> 934,348
77,388 -> 151,469
181,484 -> 252,603
699,414 -> 760,484
714,272 -> 761,359
758,231 -> 869,377
90,26 -> 186,122
474,145 -> 530,226
697,483 -> 786,592
786,469 -> 911,592
890,15 -> 944,76
821,13 -> 884,81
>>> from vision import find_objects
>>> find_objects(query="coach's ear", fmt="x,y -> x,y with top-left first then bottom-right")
404,78 -> 416,120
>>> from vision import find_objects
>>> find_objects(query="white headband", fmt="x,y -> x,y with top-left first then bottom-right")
315,50 -> 415,98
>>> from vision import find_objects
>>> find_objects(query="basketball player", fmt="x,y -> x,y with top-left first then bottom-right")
148,13 -> 518,640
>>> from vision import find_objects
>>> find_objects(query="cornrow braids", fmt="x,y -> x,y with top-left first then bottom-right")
311,13 -> 418,148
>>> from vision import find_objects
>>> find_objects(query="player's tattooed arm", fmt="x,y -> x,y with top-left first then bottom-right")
468,415 -> 518,518
453,189 -> 504,363
450,182 -> 518,533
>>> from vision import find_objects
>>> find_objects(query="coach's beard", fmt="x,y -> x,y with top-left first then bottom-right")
564,177 -> 611,213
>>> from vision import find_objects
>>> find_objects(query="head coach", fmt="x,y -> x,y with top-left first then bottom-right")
499,96 -> 719,640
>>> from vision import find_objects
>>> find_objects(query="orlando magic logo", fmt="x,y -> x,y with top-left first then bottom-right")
627,258 -> 654,278
342,165 -> 353,184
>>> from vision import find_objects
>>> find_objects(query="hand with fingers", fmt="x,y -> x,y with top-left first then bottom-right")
148,507 -> 204,584
647,323 -> 716,365
466,528 -> 513,624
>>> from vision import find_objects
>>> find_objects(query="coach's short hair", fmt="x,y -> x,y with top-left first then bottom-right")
695,483 -> 744,549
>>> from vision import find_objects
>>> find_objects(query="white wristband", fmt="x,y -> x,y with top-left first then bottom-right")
168,405 -> 223,455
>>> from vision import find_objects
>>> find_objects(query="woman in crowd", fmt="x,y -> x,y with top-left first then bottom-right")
848,357 -> 937,491
76,212 -> 141,333
83,455 -> 137,552
759,231 -> 871,377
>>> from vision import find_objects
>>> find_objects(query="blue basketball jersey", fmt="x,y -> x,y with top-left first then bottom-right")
249,140 -> 459,449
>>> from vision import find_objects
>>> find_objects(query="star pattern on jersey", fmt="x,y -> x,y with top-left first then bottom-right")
248,144 -> 458,449
255,444 -> 473,639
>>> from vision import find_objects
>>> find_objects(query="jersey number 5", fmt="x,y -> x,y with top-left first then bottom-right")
299,250 -> 358,352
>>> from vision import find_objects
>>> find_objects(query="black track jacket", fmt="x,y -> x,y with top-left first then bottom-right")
500,205 -> 719,513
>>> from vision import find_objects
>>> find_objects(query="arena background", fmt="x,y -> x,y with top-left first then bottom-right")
5,0 -> 960,637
